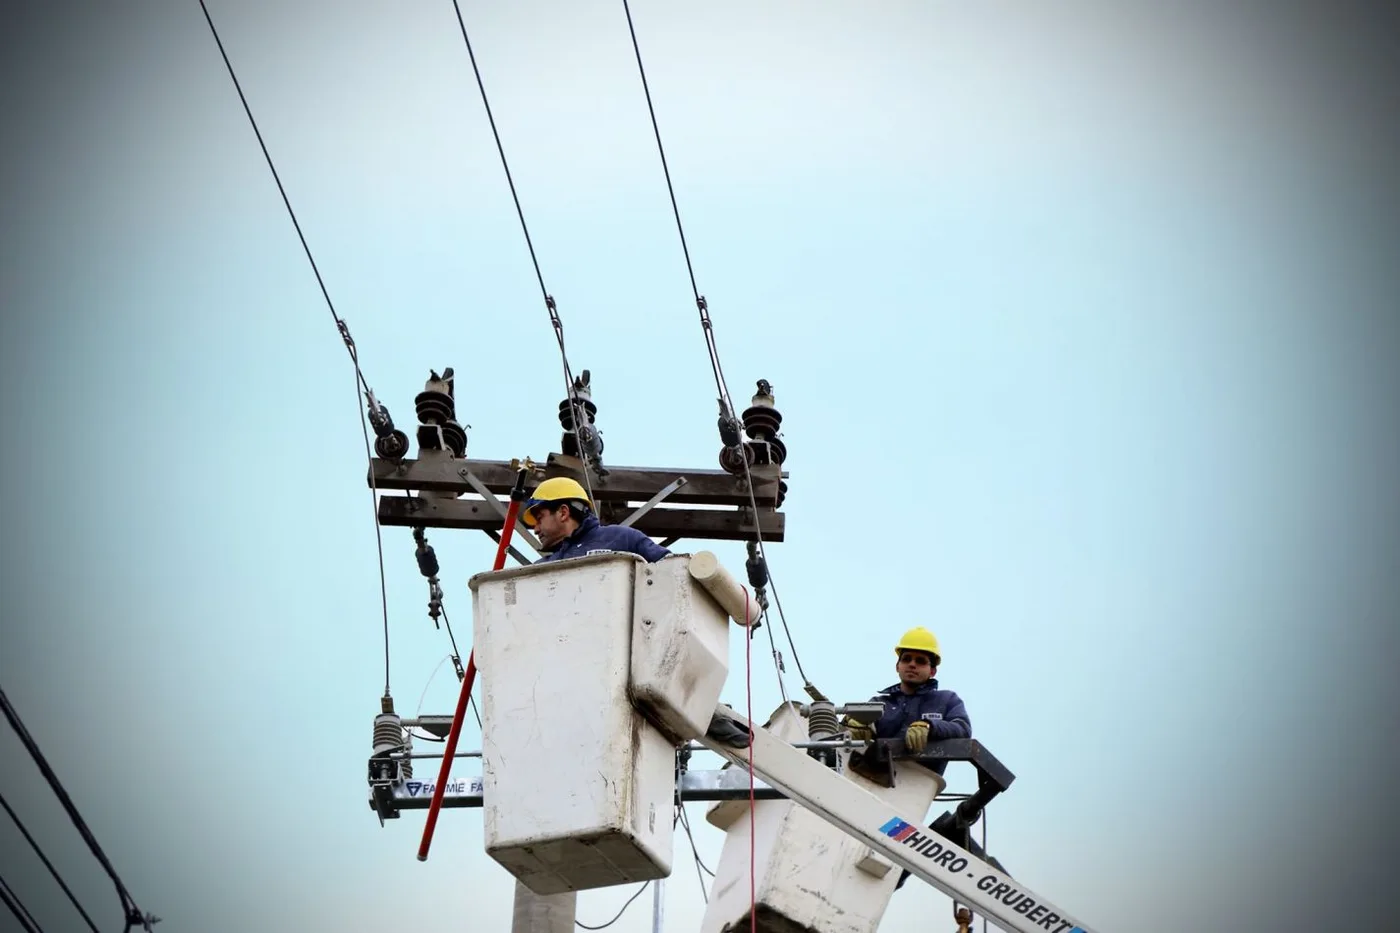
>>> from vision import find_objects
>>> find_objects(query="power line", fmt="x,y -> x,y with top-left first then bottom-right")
677,805 -> 714,878
0,791 -> 100,932
758,602 -> 791,707
447,0 -> 597,508
618,0 -> 812,691
575,881 -> 650,931
762,573 -> 811,688
410,654 -> 452,743
0,685 -> 154,931
0,871 -> 44,933
575,809 -> 683,929
196,0 -> 394,696
676,805 -> 714,904
438,604 -> 465,682
410,651 -> 482,741
618,0 -> 732,416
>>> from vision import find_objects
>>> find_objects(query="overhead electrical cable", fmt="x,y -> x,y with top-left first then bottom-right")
0,685 -> 155,931
0,871 -> 44,933
618,1 -> 733,415
677,805 -> 715,879
676,807 -> 711,903
197,0 -> 395,696
447,0 -> 598,507
575,881 -> 651,931
618,0 -> 813,692
410,655 -> 452,743
0,790 -> 100,932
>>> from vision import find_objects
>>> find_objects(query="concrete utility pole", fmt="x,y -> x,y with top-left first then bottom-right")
363,369 -> 792,933
512,882 -> 576,933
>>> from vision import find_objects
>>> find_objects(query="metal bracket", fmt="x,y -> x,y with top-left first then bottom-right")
370,769 -> 789,815
409,716 -> 455,739
483,530 -> 533,566
620,476 -> 688,528
458,468 -> 543,554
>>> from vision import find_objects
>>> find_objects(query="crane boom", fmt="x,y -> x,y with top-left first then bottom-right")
697,706 -> 1099,933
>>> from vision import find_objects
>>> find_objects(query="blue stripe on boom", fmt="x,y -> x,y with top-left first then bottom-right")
879,818 -> 909,837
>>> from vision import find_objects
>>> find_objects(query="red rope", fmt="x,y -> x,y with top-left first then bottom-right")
744,586 -> 756,933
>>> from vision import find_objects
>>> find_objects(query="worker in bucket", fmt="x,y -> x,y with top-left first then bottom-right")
522,477 -> 671,563
841,626 -> 972,771
842,626 -> 972,890
521,476 -> 752,748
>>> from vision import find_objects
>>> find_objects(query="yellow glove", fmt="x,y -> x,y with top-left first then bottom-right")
841,717 -> 875,741
904,720 -> 930,753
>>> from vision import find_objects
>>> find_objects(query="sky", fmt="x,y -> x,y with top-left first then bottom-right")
2,1 -> 1398,932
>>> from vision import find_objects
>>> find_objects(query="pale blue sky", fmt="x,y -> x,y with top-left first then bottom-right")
3,2 -> 1397,932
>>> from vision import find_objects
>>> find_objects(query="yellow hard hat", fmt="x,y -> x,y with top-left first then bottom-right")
520,477 -> 593,527
894,627 -> 941,663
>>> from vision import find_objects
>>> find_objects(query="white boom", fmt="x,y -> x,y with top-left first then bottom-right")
698,706 -> 1099,933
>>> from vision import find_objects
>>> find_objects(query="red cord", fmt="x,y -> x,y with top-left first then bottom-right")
744,586 -> 756,933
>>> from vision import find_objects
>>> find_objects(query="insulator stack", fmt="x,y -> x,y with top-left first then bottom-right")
414,368 -> 468,458
372,713 -> 405,756
558,370 -> 604,463
806,699 -> 839,739
805,698 -> 840,769
742,380 -> 781,444
718,380 -> 789,506
742,379 -> 786,464
371,711 -> 412,782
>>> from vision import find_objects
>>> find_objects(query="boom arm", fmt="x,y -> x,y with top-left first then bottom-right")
697,706 -> 1100,933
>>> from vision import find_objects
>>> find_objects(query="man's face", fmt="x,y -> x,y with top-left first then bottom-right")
530,503 -> 571,549
896,650 -> 935,686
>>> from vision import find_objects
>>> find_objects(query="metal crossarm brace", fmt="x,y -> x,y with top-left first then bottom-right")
459,469 -> 544,555
620,476 -> 687,528
484,530 -> 533,567
698,706 -> 1100,933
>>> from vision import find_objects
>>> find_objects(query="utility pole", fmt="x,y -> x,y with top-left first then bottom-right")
364,369 -> 790,933
512,883 -> 575,933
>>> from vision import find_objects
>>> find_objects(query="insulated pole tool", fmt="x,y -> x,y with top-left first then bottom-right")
417,460 -> 534,861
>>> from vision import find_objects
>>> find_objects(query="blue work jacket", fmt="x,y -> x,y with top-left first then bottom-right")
535,514 -> 671,564
869,679 -> 972,776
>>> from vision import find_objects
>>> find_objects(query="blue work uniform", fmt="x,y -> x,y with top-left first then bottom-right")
535,513 -> 671,564
873,678 -> 973,893
869,678 -> 971,777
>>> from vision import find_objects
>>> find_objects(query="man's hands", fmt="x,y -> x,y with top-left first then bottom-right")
904,720 -> 929,753
842,718 -> 934,751
841,716 -> 875,741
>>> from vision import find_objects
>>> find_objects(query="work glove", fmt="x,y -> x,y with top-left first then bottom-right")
904,720 -> 930,753
841,717 -> 874,742
706,711 -> 752,749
